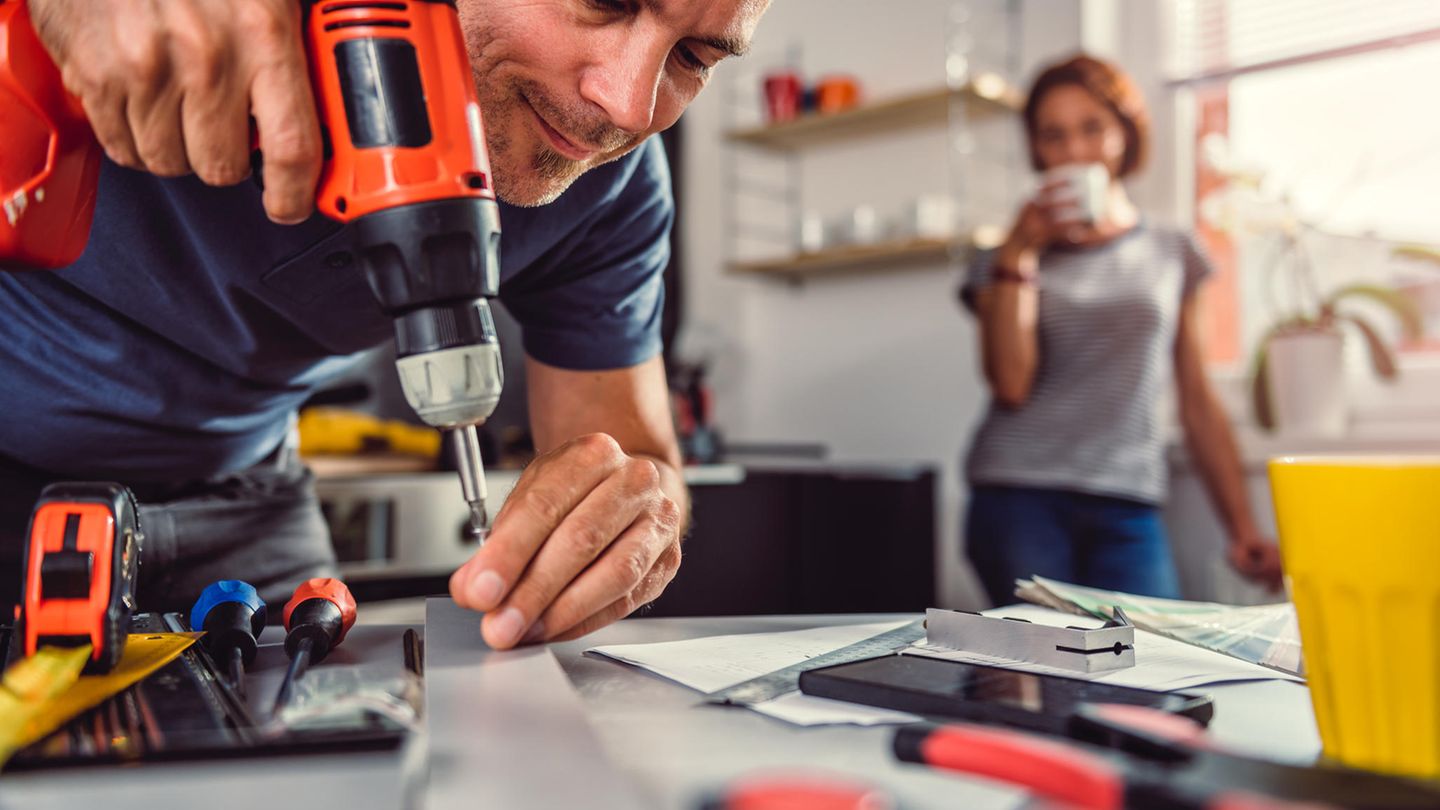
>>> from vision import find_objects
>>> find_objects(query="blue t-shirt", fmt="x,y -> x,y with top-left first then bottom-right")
0,138 -> 672,481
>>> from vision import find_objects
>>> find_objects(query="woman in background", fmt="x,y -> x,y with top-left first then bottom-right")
960,54 -> 1282,605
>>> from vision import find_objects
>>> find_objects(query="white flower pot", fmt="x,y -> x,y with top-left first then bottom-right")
1266,328 -> 1347,438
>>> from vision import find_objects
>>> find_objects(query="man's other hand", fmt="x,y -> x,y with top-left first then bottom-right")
29,0 -> 321,223
448,433 -> 684,649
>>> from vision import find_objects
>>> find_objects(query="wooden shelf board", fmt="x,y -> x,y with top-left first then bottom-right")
729,237 -> 957,279
725,76 -> 1022,150
729,227 -> 1005,280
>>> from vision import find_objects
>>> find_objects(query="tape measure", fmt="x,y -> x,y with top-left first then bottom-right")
17,482 -> 143,674
0,632 -> 198,767
704,621 -> 927,707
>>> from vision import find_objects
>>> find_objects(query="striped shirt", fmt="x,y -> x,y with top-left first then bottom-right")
959,222 -> 1213,504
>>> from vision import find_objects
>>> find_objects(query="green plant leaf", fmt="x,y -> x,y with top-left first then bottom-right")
1323,284 -> 1424,341
1338,314 -> 1400,380
1251,347 -> 1275,431
1392,244 -> 1440,266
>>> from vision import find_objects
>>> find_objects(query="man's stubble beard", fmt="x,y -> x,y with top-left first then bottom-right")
478,74 -> 644,208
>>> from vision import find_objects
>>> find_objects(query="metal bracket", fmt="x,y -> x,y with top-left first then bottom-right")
923,606 -> 1136,673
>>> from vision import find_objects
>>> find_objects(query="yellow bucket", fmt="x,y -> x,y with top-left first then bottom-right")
1269,456 -> 1440,779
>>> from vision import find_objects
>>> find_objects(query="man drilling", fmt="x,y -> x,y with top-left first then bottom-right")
0,0 -> 769,650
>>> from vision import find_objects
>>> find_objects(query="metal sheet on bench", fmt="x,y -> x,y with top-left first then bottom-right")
423,598 -> 651,809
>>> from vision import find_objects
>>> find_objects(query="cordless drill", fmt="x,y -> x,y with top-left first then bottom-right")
0,0 -> 502,539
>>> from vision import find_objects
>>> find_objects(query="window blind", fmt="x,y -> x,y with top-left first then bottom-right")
1169,0 -> 1440,82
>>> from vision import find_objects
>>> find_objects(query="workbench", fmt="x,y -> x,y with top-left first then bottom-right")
0,603 -> 1322,810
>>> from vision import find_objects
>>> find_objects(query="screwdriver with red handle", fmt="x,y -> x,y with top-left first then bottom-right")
271,578 -> 356,716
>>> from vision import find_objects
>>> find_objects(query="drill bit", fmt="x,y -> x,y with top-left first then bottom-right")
453,424 -> 490,545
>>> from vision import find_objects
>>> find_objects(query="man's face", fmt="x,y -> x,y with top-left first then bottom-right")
458,0 -> 768,207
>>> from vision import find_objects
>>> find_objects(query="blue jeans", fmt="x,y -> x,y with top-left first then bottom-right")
965,485 -> 1181,606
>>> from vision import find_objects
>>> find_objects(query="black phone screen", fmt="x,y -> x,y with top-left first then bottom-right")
799,653 -> 1212,733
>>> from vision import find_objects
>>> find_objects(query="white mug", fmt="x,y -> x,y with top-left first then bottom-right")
905,194 -> 957,240
797,211 -> 827,254
1041,162 -> 1110,225
838,205 -> 886,245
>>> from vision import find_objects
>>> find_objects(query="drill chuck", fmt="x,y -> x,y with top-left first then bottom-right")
393,298 -> 497,357
344,196 -> 504,430
393,302 -> 504,429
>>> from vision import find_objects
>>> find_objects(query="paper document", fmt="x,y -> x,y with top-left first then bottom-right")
588,621 -> 922,727
905,604 -> 1304,692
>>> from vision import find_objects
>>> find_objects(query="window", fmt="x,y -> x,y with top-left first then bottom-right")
1168,1 -> 1440,363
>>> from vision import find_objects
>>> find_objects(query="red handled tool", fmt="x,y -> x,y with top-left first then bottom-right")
894,722 -> 1125,810
0,0 -> 99,268
892,721 -> 1393,810
271,577 -> 356,715
16,482 -> 142,674
702,775 -> 895,810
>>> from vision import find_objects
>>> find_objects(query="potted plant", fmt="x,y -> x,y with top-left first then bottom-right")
1250,282 -> 1421,435
1199,135 -> 1423,436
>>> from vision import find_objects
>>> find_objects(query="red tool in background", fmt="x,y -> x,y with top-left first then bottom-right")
0,0 -> 98,268
893,721 -> 1337,810
0,0 -> 504,542
16,482 -> 142,674
702,774 -> 895,810
894,712 -> 1440,810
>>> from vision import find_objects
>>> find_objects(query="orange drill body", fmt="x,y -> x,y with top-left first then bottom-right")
305,0 -> 496,222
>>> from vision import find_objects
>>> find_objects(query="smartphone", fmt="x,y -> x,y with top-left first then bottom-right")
799,653 -> 1213,735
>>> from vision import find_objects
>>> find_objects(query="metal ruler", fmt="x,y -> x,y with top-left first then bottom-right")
705,620 -> 927,707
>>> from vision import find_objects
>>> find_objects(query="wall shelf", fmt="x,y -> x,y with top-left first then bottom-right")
728,229 -> 1003,281
725,74 -> 1022,151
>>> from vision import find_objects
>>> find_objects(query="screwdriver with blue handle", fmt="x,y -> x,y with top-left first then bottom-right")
272,578 -> 357,717
190,580 -> 266,700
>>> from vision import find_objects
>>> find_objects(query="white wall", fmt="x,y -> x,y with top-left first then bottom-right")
1090,1 -> 1187,222
680,0 -> 1090,609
